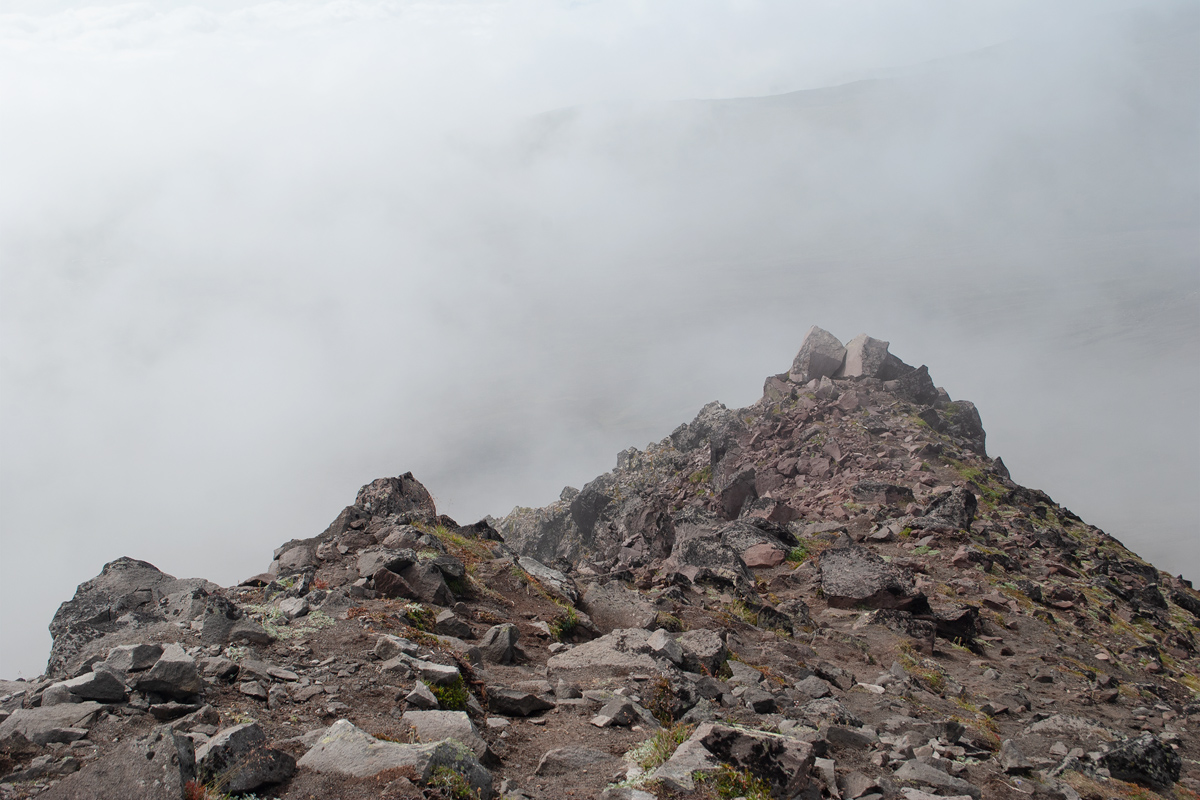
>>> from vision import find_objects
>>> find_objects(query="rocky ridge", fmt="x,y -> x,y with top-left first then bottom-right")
1,326 -> 1197,800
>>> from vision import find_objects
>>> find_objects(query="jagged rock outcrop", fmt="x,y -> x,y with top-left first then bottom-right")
8,328 -> 1200,800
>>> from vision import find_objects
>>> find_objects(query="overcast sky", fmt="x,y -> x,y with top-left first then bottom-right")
1,0 -> 1197,679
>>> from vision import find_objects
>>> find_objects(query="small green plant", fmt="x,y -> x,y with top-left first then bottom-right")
696,764 -> 773,800
403,602 -> 437,632
548,602 -> 578,640
912,545 -> 940,556
655,612 -> 684,632
627,722 -> 694,771
645,675 -> 676,726
785,544 -> 810,564
688,465 -> 712,484
426,675 -> 470,711
428,765 -> 480,799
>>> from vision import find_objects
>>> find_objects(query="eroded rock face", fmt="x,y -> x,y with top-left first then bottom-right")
46,558 -> 217,679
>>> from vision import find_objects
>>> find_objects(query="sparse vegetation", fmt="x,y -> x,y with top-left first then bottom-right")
428,765 -> 480,799
697,764 -> 773,800
426,675 -> 470,711
549,601 -> 578,640
785,544 -> 810,564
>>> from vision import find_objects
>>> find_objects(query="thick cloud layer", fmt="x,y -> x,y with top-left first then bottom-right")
1,0 -> 1197,678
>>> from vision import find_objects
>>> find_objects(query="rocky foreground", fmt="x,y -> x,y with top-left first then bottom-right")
1,327 -> 1197,800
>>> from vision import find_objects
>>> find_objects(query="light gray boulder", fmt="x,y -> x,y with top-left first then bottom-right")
479,623 -> 520,665
546,629 -> 657,678
789,326 -> 846,383
298,719 -> 492,798
402,710 -> 490,761
0,702 -> 104,746
134,644 -> 202,699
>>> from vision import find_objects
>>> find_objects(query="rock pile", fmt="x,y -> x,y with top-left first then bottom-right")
1,327 -> 1196,800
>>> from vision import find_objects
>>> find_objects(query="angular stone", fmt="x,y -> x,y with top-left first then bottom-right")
479,623 -> 520,664
278,597 -> 309,620
354,473 -> 437,518
375,634 -> 419,661
57,670 -> 126,703
647,629 -> 683,665
790,326 -> 846,383
582,583 -> 658,632
678,629 -> 728,676
910,487 -> 977,532
358,548 -> 418,580
546,628 -> 657,677
819,546 -> 926,612
743,543 -> 786,568
1099,733 -> 1181,790
0,702 -> 104,746
405,682 -> 439,710
434,610 -> 473,639
700,723 -> 815,798
997,739 -> 1033,774
104,644 -> 163,674
196,722 -> 296,793
591,698 -> 637,728
488,688 -> 554,717
894,760 -> 980,799
839,334 -> 906,380
373,567 -> 419,600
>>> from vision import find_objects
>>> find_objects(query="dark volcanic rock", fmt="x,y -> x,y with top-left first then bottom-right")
819,546 -> 927,612
1100,733 -> 1182,790
355,472 -> 437,518
37,725 -> 196,800
911,486 -> 977,531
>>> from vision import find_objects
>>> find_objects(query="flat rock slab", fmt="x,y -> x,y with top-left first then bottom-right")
546,629 -> 657,677
298,719 -> 493,798
0,702 -> 104,746
894,760 -> 980,799
534,745 -> 617,776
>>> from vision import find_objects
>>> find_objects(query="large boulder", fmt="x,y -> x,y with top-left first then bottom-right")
402,710 -> 491,761
837,334 -> 909,380
1100,733 -> 1182,790
36,725 -> 196,800
910,487 -> 977,532
355,472 -> 437,518
196,722 -> 295,793
133,644 -> 202,699
299,719 -> 492,797
45,558 -> 215,679
582,583 -> 657,632
546,629 -> 657,678
889,365 -> 939,405
819,546 -> 927,612
789,326 -> 846,383
0,702 -> 104,746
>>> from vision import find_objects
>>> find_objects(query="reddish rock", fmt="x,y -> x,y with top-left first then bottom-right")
743,543 -> 786,568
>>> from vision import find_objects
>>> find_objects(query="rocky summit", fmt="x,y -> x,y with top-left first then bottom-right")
1,326 -> 1197,800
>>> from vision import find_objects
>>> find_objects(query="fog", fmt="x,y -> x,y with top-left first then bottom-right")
1,0 -> 1197,679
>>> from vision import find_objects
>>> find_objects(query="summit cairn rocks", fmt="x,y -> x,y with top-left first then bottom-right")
789,326 -> 847,383
838,334 -> 909,380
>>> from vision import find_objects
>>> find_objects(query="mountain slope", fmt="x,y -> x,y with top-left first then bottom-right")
1,328 -> 1197,800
